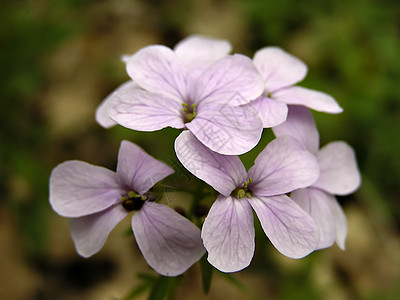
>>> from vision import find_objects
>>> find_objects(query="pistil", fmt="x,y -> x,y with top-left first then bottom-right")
121,191 -> 147,211
232,178 -> 253,199
182,103 -> 197,123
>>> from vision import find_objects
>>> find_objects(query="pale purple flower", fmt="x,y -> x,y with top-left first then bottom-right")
175,131 -> 320,272
49,140 -> 205,276
247,47 -> 343,128
273,106 -> 361,250
96,80 -> 140,128
100,35 -> 264,155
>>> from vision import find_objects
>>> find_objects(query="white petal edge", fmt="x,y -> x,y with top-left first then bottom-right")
69,204 -> 128,257
50,161 -> 124,217
273,86 -> 343,114
248,136 -> 320,196
175,131 -> 247,196
253,46 -> 308,92
272,105 -> 319,155
291,188 -> 336,249
249,195 -> 319,258
202,195 -> 255,272
245,96 -> 288,128
132,202 -> 205,276
108,88 -> 185,132
174,35 -> 231,73
327,195 -> 347,250
186,103 -> 263,155
313,141 -> 361,195
194,54 -> 264,106
95,81 -> 140,129
126,45 -> 189,102
116,140 -> 174,195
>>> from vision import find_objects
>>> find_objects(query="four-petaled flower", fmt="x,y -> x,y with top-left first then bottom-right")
273,106 -> 361,249
175,131 -> 321,272
49,140 -> 205,276
98,35 -> 264,155
246,47 -> 343,128
51,36 -> 360,276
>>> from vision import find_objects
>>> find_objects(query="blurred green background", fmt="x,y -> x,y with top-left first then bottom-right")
1,0 -> 399,299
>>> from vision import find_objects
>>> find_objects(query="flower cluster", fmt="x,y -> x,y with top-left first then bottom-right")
50,35 -> 360,276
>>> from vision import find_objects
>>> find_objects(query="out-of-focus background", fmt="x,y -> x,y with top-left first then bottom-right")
1,0 -> 399,299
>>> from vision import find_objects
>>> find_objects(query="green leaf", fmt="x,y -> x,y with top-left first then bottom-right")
200,255 -> 213,294
119,273 -> 156,300
120,282 -> 152,300
148,275 -> 178,300
137,273 -> 158,282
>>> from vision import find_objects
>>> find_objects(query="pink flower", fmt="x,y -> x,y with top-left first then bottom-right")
97,35 -> 264,155
175,131 -> 320,272
49,140 -> 205,276
273,106 -> 361,249
247,47 -> 343,127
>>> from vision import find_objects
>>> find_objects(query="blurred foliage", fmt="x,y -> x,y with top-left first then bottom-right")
0,0 -> 86,258
1,0 -> 399,299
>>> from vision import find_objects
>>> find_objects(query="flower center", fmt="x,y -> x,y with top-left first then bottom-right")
121,190 -> 147,211
232,178 -> 253,199
182,103 -> 197,123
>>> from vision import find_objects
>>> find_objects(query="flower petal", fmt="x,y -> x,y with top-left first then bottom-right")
202,195 -> 255,272
313,141 -> 361,195
327,195 -> 347,250
108,87 -> 185,131
291,188 -> 336,249
175,131 -> 247,196
126,45 -> 189,102
245,96 -> 288,128
248,136 -> 319,196
69,204 -> 128,257
174,35 -> 231,75
117,140 -> 174,195
248,195 -> 319,258
273,86 -> 343,114
132,202 -> 205,276
272,105 -> 319,155
253,47 -> 308,92
50,161 -> 124,217
186,103 -> 263,155
194,54 -> 264,106
95,81 -> 140,129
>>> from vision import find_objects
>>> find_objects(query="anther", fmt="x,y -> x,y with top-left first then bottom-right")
237,189 -> 245,199
128,191 -> 139,198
